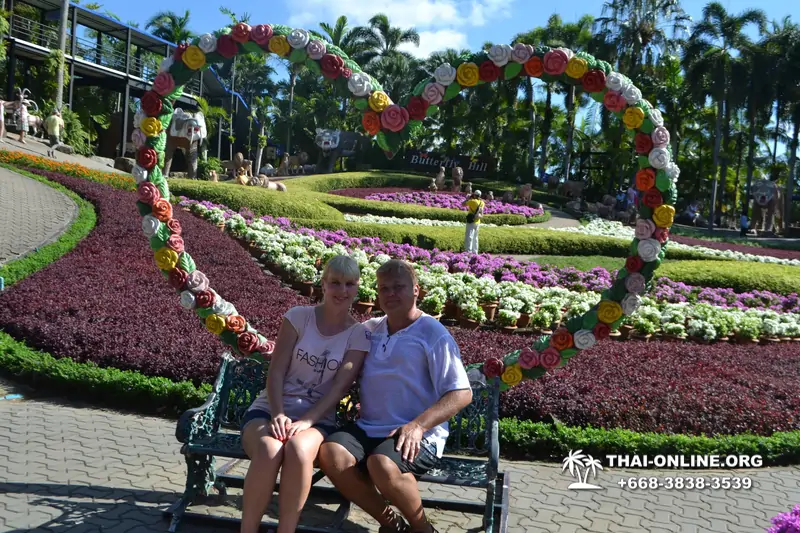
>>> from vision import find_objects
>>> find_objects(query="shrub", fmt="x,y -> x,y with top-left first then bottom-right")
197,157 -> 223,181
658,260 -> 800,295
671,234 -> 800,261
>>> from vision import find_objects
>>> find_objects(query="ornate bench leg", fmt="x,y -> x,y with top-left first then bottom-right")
482,481 -> 496,533
169,454 -> 217,532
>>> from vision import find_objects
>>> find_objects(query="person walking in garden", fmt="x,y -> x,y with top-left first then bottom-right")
45,110 -> 64,158
238,255 -> 371,533
318,259 -> 473,533
462,190 -> 485,254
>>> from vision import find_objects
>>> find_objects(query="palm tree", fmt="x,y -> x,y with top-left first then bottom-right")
319,16 -> 373,65
251,95 -> 280,173
55,0 -> 69,109
357,14 -> 420,66
145,10 -> 194,44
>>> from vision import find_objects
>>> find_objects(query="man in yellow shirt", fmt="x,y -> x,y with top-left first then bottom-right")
44,110 -> 65,158
462,190 -> 485,253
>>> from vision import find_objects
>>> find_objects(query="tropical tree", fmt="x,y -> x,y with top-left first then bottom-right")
145,10 -> 194,43
357,14 -> 420,65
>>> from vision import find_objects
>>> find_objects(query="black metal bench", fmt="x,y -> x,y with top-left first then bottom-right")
165,352 -> 510,533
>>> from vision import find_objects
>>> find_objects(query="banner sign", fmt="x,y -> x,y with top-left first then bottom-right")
404,150 -> 495,178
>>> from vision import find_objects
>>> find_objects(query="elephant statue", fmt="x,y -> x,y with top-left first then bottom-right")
750,179 -> 783,233
163,108 -> 207,179
314,128 -> 369,174
518,184 -> 533,205
559,180 -> 585,199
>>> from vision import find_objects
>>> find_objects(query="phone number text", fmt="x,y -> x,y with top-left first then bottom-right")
618,477 -> 752,490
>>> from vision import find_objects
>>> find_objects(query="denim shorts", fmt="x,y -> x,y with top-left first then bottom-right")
240,409 -> 337,437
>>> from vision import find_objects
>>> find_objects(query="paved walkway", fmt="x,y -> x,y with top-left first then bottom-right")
1,136 -> 127,174
0,390 -> 797,533
527,206 -> 580,229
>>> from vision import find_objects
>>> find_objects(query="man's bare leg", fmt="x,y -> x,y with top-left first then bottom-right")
366,454 -> 430,532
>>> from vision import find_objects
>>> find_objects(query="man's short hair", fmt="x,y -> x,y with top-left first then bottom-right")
376,259 -> 418,286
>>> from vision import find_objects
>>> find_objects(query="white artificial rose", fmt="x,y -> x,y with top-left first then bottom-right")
623,84 -> 642,105
573,329 -> 597,350
649,108 -> 664,127
488,44 -> 512,67
198,33 -> 217,54
605,72 -> 625,92
434,63 -> 457,86
141,215 -> 160,237
557,47 -> 574,59
637,238 -> 662,263
158,57 -> 173,73
648,147 -> 671,169
621,293 -> 641,316
132,164 -> 149,184
133,110 -> 145,129
665,162 -> 680,181
347,72 -> 372,97
287,28 -> 310,49
180,290 -> 197,310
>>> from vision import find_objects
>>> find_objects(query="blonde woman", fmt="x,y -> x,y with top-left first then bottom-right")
240,255 -> 370,533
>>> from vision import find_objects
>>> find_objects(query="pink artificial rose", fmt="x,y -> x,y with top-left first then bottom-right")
421,82 -> 445,105
540,347 -> 562,370
131,129 -> 146,149
542,49 -> 569,75
624,272 -> 646,294
651,126 -> 670,148
603,90 -> 626,112
518,348 -> 540,369
306,39 -> 327,60
654,227 -> 670,244
152,72 -> 176,96
635,219 -> 656,240
185,270 -> 209,292
511,43 -> 534,64
341,67 -> 352,79
166,234 -> 185,254
250,24 -> 273,46
137,181 -> 161,205
166,218 -> 182,236
380,104 -> 409,133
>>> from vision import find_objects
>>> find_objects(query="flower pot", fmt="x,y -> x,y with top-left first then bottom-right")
608,331 -> 622,341
661,334 -> 686,343
430,314 -> 442,322
480,302 -> 498,321
444,300 -> 459,319
717,336 -> 729,343
501,325 -> 518,334
517,313 -> 531,329
760,337 -> 782,345
618,325 -> 634,340
293,281 -> 315,298
734,335 -> 758,345
631,333 -> 651,342
216,222 -> 226,232
459,317 -> 481,330
780,337 -> 791,343
688,335 -> 712,345
353,301 -> 374,314
419,289 -> 427,300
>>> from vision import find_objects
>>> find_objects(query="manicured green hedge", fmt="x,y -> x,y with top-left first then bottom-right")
658,260 -> 800,295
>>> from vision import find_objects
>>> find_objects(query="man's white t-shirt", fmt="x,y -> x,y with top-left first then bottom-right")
357,313 -> 471,457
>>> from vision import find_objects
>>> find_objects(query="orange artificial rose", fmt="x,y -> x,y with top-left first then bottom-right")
226,315 -> 247,333
550,328 -> 574,351
362,110 -> 381,136
635,168 -> 656,192
524,56 -> 543,77
152,198 -> 173,222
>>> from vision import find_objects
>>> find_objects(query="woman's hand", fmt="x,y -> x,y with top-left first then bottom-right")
270,414 -> 292,441
286,419 -> 313,439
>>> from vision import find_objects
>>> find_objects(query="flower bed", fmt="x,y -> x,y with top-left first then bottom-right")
363,190 -> 545,218
344,213 -> 505,227
329,187 -> 425,199
670,234 -> 800,261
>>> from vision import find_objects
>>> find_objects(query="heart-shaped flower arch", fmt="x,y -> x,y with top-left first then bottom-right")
130,23 -> 679,390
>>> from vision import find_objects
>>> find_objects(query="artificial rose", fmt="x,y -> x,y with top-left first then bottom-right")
621,293 -> 642,316
603,90 -> 626,113
198,33 -> 217,53
132,163 -> 148,183
237,331 -> 260,354
565,57 -> 588,79
421,82 -> 445,105
651,126 -> 670,148
654,227 -> 670,244
653,205 -> 676,229
258,340 -> 276,355
166,234 -> 185,254
133,110 -> 145,129
634,132 -> 653,154
140,117 -> 162,137
152,72 -> 175,96
501,364 -> 523,387
478,60 -> 500,82
320,53 -> 344,79
206,314 -> 227,336
625,255 -> 644,273
665,162 -> 680,181
511,43 -> 533,64
169,268 -> 188,290
540,348 -> 562,370
368,90 -> 392,113
643,188 -> 663,209
518,348 -> 540,369
361,111 -> 381,136
456,62 -> 479,87
215,34 -> 238,58
306,39 -> 327,60
140,91 -> 163,116
182,45 -> 206,70
593,322 -> 610,341
212,298 -> 235,317
267,35 -> 290,57
624,272 -> 646,294
185,270 -> 209,292
226,315 -> 247,333
154,247 -> 179,271
196,289 -> 216,309
380,105 -> 409,133
573,330 -> 597,350
347,72 -> 372,97
582,70 -> 606,93
597,300 -> 623,324
524,56 -> 543,77
635,168 -> 655,191
231,22 -> 252,43
173,43 -> 188,60
648,147 -> 671,169
649,107 -> 664,126
550,328 -> 574,351
179,290 -> 196,310
483,357 -> 504,378
152,199 -> 173,222
637,238 -> 662,263
166,218 -> 182,235
434,63 -> 457,86
141,215 -> 160,237
137,147 -> 158,170
488,44 -> 512,66
542,49 -> 568,75
250,25 -> 273,46
341,68 -> 352,79
287,28 -> 310,49
406,96 -> 429,121
131,129 -> 146,150
158,57 -> 173,73
623,84 -> 642,105
137,181 -> 161,205
634,219 -> 656,240
557,47 -> 574,60
623,106 -> 645,129
605,71 -> 625,92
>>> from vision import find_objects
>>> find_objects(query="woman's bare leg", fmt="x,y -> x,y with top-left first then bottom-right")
276,428 -> 326,533
241,420 -> 285,533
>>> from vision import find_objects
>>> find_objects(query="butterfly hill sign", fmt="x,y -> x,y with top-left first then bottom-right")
405,150 -> 496,179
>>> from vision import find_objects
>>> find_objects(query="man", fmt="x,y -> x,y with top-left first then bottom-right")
461,190 -> 485,254
45,110 -> 64,158
318,259 -> 473,533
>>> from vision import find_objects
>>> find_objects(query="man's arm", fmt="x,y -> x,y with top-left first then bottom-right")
411,388 -> 473,432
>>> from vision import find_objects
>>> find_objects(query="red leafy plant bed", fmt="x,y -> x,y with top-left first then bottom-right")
328,187 -> 430,199
671,234 -> 800,261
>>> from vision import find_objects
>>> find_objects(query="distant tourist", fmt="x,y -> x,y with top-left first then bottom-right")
462,190 -> 485,254
45,110 -> 64,158
740,213 -> 750,237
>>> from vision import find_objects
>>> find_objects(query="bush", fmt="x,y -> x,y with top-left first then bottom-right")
658,260 -> 800,295
197,157 -> 223,181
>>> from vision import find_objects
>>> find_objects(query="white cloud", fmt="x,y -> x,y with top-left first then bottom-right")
399,29 -> 469,58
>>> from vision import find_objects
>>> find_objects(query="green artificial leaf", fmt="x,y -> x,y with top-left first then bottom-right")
149,234 -> 167,251
407,120 -> 423,134
503,62 -> 522,80
195,307 -> 215,319
443,82 -> 462,101
136,201 -> 152,216
353,98 -> 368,111
220,330 -> 238,347
560,348 -> 578,360
426,105 -> 439,117
639,205 -> 653,220
566,316 -> 583,334
582,311 -> 598,330
304,58 -> 321,75
241,41 -> 266,56
655,170 -> 671,192
639,118 -> 655,135
521,367 -> 547,380
178,252 -> 196,274
382,130 -> 402,153
289,48 -> 308,63
375,131 -> 390,152
344,59 -> 361,72
590,90 -> 606,103
638,156 -> 651,169
204,51 -> 224,64
156,222 -> 171,242
412,78 -> 429,96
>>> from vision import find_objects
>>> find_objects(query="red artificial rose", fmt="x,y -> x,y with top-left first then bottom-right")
140,91 -> 163,117
582,69 -> 606,93
341,67 -> 352,79
258,339 -> 276,355
625,255 -> 644,273
406,96 -> 429,121
593,322 -> 610,341
173,43 -> 188,60
250,24 -> 273,46
478,60 -> 500,82
137,147 -> 158,170
216,34 -> 239,59
168,268 -> 188,290
518,348 -> 541,370
483,357 -> 505,378
166,234 -> 185,254
137,181 -> 161,205
643,188 -> 664,209
195,290 -> 216,309
635,132 -> 654,154
540,348 -> 562,370
654,227 -> 670,244
320,53 -> 344,79
231,22 -> 252,43
237,331 -> 260,354
166,218 -> 182,236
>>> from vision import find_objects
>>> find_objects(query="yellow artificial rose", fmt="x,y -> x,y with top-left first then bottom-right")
501,363 -> 523,387
456,62 -> 479,87
623,106 -> 645,130
140,117 -> 163,137
653,205 -> 676,228
597,300 -> 623,324
182,45 -> 206,70
565,57 -> 588,79
154,247 -> 178,271
368,90 -> 391,113
205,314 -> 227,335
268,35 -> 290,57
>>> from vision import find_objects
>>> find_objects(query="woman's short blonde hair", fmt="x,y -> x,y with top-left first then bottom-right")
322,255 -> 360,282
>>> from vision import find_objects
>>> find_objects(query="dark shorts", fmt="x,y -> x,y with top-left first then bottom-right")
48,134 -> 60,147
239,409 -> 337,437
324,423 -> 439,476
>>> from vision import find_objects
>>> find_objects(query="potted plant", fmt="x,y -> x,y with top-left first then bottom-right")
419,288 -> 446,320
292,264 -> 318,297
631,317 -> 656,342
529,308 -> 552,335
496,309 -> 520,333
517,297 -> 535,329
459,303 -> 485,330
661,323 -> 686,342
353,285 -> 377,314
687,319 -> 717,344
477,282 -> 501,321
618,315 -> 634,340
760,318 -> 782,344
734,316 -> 760,345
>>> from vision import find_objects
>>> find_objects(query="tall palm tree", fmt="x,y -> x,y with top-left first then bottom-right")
55,0 -> 69,109
251,95 -> 279,173
319,16 -> 373,65
145,10 -> 194,44
357,14 -> 420,66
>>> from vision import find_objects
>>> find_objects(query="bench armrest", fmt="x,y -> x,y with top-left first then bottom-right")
176,390 -> 221,444
486,378 -> 501,481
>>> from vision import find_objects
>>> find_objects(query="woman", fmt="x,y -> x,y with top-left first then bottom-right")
240,255 -> 370,533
